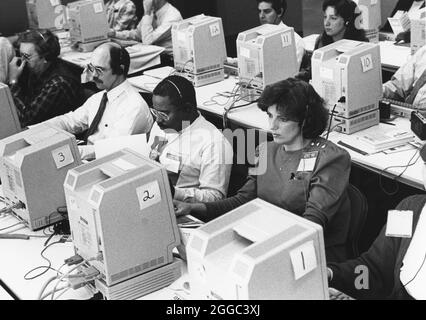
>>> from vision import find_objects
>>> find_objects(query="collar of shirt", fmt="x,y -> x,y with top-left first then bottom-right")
104,79 -> 131,105
400,204 -> 426,299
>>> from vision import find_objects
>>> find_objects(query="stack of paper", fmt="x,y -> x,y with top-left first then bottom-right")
388,10 -> 411,35
356,125 -> 414,153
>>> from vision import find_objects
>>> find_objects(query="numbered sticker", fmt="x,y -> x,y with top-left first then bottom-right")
281,32 -> 292,48
371,0 -> 378,5
52,145 -> 74,169
240,47 -> 250,59
319,67 -> 333,80
209,22 -> 221,37
136,181 -> 162,211
50,0 -> 60,6
361,54 -> 373,73
290,240 -> 318,280
93,2 -> 103,13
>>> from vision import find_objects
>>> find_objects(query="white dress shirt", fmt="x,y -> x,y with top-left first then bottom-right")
383,45 -> 426,108
46,80 -> 153,160
279,21 -> 305,71
115,2 -> 183,55
148,114 -> 233,202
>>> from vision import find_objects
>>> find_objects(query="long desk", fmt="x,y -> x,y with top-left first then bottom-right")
130,72 -> 425,190
302,34 -> 412,74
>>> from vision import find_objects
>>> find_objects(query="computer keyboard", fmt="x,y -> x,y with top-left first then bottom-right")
381,98 -> 415,110
328,288 -> 355,300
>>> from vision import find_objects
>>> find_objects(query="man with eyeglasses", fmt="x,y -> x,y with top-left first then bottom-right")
147,75 -> 233,203
6,29 -> 84,127
44,42 -> 153,160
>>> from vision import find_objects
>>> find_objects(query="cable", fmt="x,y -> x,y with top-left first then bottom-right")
402,252 -> 426,288
24,240 -> 63,280
37,276 -> 58,300
326,103 -> 339,141
40,284 -> 70,300
378,150 -> 420,196
0,222 -> 23,232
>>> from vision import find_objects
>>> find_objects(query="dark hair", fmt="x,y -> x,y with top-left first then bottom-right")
256,0 -> 287,16
18,29 -> 60,61
107,43 -> 130,76
153,75 -> 197,112
318,0 -> 367,48
258,78 -> 329,139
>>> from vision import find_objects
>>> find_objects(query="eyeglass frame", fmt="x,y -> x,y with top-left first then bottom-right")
85,63 -> 110,76
150,107 -> 170,121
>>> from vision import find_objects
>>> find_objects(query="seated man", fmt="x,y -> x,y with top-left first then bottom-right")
109,0 -> 182,56
383,44 -> 426,108
7,29 -> 84,127
105,0 -> 138,31
256,0 -> 305,70
45,42 -> 153,160
328,144 -> 426,300
148,75 -> 233,202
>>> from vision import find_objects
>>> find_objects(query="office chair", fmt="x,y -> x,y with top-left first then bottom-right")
346,183 -> 368,259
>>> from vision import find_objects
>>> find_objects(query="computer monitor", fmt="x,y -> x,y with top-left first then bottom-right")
236,24 -> 298,102
0,83 -> 22,140
64,149 -> 182,300
67,0 -> 109,52
186,198 -> 329,300
411,9 -> 426,55
172,14 -> 227,87
0,123 -> 81,230
26,0 -> 67,31
353,0 -> 381,43
311,39 -> 382,134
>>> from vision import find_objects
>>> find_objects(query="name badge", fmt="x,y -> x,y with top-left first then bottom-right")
297,151 -> 318,172
161,153 -> 181,174
385,210 -> 413,238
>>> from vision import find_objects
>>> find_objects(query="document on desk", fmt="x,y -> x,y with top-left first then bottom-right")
94,134 -> 150,158
128,75 -> 161,93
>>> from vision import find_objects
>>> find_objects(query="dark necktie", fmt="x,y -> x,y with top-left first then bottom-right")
84,92 -> 108,144
406,69 -> 426,105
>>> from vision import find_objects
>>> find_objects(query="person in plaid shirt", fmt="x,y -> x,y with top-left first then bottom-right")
7,29 -> 84,127
105,0 -> 138,31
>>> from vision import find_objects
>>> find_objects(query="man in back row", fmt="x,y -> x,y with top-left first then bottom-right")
257,0 -> 305,70
109,0 -> 182,56
45,42 -> 153,160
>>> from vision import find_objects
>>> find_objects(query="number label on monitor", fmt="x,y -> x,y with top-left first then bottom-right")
52,145 -> 74,169
290,240 -> 317,280
93,2 -> 103,13
371,0 -> 378,5
209,23 -> 221,37
361,54 -> 373,73
137,181 -> 162,211
281,32 -> 292,48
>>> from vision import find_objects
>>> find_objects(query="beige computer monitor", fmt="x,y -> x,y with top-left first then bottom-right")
0,83 -> 22,140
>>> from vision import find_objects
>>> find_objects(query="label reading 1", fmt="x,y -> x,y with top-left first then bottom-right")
290,240 -> 318,280
52,145 -> 74,169
137,181 -> 162,211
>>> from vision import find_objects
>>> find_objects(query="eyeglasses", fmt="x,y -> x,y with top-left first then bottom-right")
20,52 -> 38,61
150,108 -> 169,121
86,63 -> 108,76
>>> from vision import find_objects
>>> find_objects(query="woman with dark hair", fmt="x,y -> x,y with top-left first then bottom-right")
174,78 -> 352,262
297,0 -> 368,82
315,0 -> 368,49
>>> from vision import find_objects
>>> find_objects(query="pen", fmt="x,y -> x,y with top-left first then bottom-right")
0,233 -> 30,240
337,141 -> 369,156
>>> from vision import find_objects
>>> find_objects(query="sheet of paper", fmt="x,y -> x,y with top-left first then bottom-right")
94,134 -> 150,159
